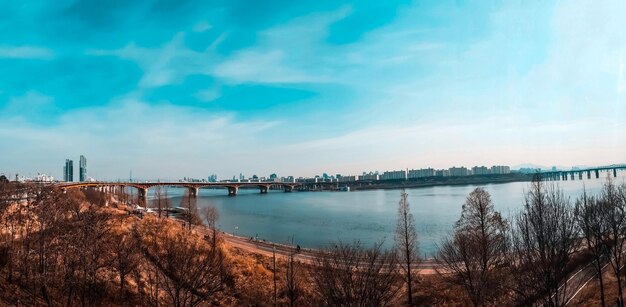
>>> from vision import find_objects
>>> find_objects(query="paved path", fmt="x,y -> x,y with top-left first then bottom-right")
198,228 -> 440,274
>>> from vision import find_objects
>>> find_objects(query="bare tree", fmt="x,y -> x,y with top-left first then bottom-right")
599,177 -> 626,306
181,189 -> 198,230
201,205 -> 226,287
395,190 -> 418,305
154,184 -> 163,218
110,231 -> 140,300
163,187 -> 172,218
574,190 -> 608,307
437,187 -> 509,306
285,237 -> 301,307
312,241 -> 400,306
510,179 -> 577,306
140,229 -> 223,307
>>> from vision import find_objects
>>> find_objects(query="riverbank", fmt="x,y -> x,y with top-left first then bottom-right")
211,228 -> 440,274
348,173 -> 534,191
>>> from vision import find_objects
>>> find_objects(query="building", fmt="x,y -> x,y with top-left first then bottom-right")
491,165 -> 511,174
358,172 -> 379,181
472,166 -> 490,176
448,166 -> 469,177
338,175 -> 357,182
435,169 -> 450,177
380,170 -> 407,181
79,155 -> 87,182
63,159 -> 73,182
281,176 -> 295,183
35,173 -> 54,182
408,168 -> 435,179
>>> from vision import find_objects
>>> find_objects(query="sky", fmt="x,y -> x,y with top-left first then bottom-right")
0,0 -> 625,181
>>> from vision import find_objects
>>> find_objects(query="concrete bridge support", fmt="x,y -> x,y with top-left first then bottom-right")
189,187 -> 200,197
615,168 -> 618,177
259,186 -> 269,194
595,170 -> 600,179
578,172 -> 583,180
138,188 -> 148,207
228,186 -> 238,196
587,171 -> 591,179
284,185 -> 294,192
570,172 -> 575,180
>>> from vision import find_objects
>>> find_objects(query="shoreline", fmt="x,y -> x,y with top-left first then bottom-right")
346,173 -> 535,191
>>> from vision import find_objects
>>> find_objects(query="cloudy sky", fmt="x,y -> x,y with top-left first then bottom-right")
1,0 -> 625,180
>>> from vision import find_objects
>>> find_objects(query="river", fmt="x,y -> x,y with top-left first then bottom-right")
152,171 -> 625,257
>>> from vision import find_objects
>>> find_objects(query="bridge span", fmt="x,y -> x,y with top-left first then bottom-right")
57,181 -> 302,203
537,164 -> 626,181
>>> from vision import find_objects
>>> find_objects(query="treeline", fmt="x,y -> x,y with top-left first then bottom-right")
0,185 -> 227,306
436,177 -> 626,307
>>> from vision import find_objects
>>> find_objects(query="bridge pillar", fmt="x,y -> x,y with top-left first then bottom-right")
138,188 -> 148,207
614,168 -> 618,178
228,186 -> 238,196
259,186 -> 269,194
595,170 -> 600,179
284,185 -> 294,192
578,172 -> 582,180
189,187 -> 199,197
587,170 -> 591,179
570,172 -> 575,180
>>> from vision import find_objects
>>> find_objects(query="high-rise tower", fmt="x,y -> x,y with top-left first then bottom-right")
63,159 -> 74,182
79,155 -> 87,182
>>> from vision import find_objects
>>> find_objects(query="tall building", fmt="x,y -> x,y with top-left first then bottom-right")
63,159 -> 73,182
472,166 -> 491,175
449,166 -> 470,177
79,155 -> 87,182
380,170 -> 407,181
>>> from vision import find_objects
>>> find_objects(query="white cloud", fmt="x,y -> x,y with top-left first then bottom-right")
192,21 -> 212,32
195,88 -> 220,102
0,46 -> 53,59
2,91 -> 55,118
213,50 -> 327,84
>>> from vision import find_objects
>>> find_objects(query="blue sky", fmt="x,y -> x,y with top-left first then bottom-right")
1,0 -> 625,180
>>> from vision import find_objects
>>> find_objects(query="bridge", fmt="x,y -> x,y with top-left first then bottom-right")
57,181 -> 302,203
536,164 -> 626,181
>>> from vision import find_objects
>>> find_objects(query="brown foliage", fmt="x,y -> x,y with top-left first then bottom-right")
311,241 -> 400,307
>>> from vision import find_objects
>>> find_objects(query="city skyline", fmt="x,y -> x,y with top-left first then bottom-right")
9,159 -> 623,183
1,0 -> 625,179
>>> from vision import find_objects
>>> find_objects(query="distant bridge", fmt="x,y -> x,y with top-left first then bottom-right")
57,181 -> 303,203
537,164 -> 626,181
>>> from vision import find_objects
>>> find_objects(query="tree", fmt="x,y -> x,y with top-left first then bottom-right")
110,231 -> 140,300
598,177 -> 626,306
181,189 -> 198,230
574,191 -> 608,307
285,239 -> 301,307
437,187 -> 509,306
154,184 -> 164,217
312,241 -> 400,306
395,190 -> 418,305
140,228 -> 223,307
510,179 -> 577,306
